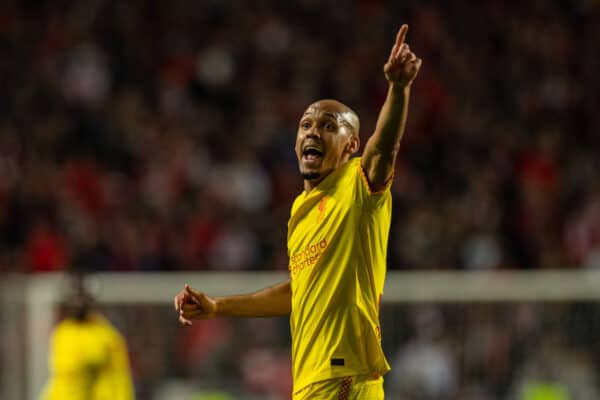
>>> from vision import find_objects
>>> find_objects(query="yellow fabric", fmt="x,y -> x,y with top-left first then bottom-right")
40,314 -> 134,400
521,382 -> 569,400
293,375 -> 385,400
288,157 -> 392,394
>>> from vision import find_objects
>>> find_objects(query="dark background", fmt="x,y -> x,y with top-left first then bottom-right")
1,0 -> 598,274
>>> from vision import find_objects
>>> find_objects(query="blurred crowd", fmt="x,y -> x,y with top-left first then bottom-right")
0,0 -> 599,273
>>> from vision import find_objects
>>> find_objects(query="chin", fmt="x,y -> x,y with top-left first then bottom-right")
299,165 -> 322,180
301,172 -> 321,181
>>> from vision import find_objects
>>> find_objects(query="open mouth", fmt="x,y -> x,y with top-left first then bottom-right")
302,145 -> 323,161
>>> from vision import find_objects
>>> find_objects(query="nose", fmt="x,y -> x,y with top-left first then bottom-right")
305,127 -> 320,139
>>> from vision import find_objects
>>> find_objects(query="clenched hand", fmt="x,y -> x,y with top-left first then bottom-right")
173,284 -> 218,325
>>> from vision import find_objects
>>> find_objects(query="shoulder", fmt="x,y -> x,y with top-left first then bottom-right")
290,191 -> 306,215
332,157 -> 362,186
346,157 -> 362,173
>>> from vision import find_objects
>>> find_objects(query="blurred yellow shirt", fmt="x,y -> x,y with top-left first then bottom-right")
287,157 -> 392,394
41,314 -> 134,400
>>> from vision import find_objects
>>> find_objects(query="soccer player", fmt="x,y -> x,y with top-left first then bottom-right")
174,24 -> 421,399
41,277 -> 135,400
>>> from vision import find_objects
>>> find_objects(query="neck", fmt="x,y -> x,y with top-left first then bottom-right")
302,156 -> 352,193
303,177 -> 323,193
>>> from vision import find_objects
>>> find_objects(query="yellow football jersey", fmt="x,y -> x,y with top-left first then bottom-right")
288,157 -> 392,394
40,314 -> 134,400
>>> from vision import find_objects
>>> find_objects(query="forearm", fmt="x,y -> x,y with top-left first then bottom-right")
373,83 -> 411,157
362,84 -> 411,187
215,280 -> 291,317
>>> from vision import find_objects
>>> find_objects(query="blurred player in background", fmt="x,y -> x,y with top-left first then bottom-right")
40,274 -> 134,400
174,24 -> 421,399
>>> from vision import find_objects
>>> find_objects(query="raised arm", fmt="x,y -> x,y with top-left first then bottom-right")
361,24 -> 422,191
174,280 -> 291,325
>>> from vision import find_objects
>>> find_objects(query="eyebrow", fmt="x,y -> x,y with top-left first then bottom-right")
302,111 -> 340,120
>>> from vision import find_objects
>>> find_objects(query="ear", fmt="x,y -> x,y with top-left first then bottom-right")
345,135 -> 360,155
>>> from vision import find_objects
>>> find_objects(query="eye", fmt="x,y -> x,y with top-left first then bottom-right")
325,122 -> 336,131
301,121 -> 311,130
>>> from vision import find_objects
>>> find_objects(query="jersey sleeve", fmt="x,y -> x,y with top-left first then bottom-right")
354,158 -> 393,210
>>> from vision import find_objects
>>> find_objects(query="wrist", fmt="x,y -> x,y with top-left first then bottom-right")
213,296 -> 224,316
388,83 -> 411,104
388,82 -> 411,94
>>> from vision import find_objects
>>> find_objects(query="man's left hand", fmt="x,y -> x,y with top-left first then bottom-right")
384,24 -> 422,88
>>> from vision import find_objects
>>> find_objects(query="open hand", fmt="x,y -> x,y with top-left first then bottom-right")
384,24 -> 422,88
173,284 -> 218,325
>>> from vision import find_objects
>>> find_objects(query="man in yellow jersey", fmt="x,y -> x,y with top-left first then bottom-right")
41,277 -> 135,400
174,24 -> 421,399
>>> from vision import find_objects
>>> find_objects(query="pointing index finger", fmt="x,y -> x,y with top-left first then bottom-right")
396,24 -> 408,47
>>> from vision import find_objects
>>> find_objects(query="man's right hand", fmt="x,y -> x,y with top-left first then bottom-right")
173,284 -> 218,325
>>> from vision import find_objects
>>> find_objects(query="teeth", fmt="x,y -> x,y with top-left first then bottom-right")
303,146 -> 322,153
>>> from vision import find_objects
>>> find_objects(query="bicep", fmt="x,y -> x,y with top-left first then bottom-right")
361,137 -> 396,193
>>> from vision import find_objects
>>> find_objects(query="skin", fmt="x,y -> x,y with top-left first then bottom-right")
175,24 -> 421,324
295,100 -> 360,192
